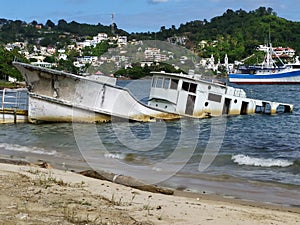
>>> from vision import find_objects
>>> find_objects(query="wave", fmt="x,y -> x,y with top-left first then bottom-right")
104,153 -> 124,159
0,143 -> 57,156
232,154 -> 294,168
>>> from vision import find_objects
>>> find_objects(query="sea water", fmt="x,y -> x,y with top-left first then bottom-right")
0,80 -> 299,206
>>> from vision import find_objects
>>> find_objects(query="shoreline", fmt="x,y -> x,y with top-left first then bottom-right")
1,153 -> 300,207
0,160 -> 299,224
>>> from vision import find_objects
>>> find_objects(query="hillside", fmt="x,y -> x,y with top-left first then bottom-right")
138,7 -> 300,62
1,7 -> 299,61
0,19 -> 127,46
1,7 -> 300,80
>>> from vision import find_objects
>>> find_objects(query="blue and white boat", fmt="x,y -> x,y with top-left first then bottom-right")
228,43 -> 300,84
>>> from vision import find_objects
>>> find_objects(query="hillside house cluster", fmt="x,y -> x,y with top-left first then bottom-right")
4,32 -> 129,68
5,33 -> 233,76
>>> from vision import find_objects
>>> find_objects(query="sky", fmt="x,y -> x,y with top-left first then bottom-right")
0,0 -> 299,33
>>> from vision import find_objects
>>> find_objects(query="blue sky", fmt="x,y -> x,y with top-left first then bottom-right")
0,0 -> 299,32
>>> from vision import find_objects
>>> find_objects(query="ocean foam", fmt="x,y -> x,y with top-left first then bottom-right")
0,143 -> 57,155
232,154 -> 293,167
104,153 -> 123,159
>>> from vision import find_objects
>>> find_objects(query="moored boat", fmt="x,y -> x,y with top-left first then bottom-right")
228,43 -> 300,84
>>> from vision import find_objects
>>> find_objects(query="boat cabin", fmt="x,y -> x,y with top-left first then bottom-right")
148,71 -> 292,118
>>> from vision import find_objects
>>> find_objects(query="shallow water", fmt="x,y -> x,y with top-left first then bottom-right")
0,80 -> 299,206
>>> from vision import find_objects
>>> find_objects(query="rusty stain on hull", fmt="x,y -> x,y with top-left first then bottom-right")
29,116 -> 111,124
129,112 -> 181,122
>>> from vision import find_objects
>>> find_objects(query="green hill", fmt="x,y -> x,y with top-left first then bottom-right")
0,18 -> 128,46
135,7 -> 300,62
1,6 -> 300,80
1,7 -> 300,63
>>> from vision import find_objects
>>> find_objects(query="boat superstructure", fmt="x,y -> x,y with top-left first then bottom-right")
148,71 -> 293,117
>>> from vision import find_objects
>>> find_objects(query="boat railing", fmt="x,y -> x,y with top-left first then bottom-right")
1,88 -> 28,111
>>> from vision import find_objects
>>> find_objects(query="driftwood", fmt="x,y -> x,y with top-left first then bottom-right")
0,158 -> 173,195
79,170 -> 174,195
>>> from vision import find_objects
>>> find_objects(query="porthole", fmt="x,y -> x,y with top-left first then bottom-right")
234,99 -> 237,103
208,85 -> 211,90
205,102 -> 209,107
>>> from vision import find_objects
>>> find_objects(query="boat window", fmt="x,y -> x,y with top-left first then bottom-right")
163,78 -> 170,89
170,79 -> 179,90
264,102 -> 271,114
255,106 -> 262,113
189,83 -> 197,93
240,101 -> 248,115
182,81 -> 197,93
156,77 -> 163,88
182,81 -> 190,91
208,93 -> 222,103
276,105 -> 286,113
151,77 -> 157,87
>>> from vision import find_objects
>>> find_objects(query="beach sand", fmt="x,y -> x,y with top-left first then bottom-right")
0,162 -> 299,225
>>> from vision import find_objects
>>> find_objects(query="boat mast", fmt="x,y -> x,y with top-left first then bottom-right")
264,28 -> 285,68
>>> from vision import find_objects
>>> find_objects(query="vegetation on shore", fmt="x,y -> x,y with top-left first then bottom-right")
0,46 -> 28,82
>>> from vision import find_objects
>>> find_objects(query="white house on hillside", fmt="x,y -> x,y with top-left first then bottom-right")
93,33 -> 108,43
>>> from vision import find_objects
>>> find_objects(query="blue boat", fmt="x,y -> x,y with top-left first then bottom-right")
228,43 -> 300,84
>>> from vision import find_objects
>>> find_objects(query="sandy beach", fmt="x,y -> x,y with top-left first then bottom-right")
0,162 -> 299,225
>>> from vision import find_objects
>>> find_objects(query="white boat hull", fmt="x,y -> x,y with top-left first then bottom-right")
13,62 -> 180,123
229,73 -> 300,84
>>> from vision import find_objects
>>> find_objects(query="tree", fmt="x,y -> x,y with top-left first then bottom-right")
45,19 -> 55,28
56,58 -> 79,74
30,20 -> 38,26
0,46 -> 28,81
44,55 -> 56,63
57,19 -> 68,31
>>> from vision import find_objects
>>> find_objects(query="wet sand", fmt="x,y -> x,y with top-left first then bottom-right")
0,161 -> 299,225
